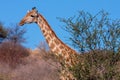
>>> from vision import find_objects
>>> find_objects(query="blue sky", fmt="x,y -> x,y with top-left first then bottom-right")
0,0 -> 120,49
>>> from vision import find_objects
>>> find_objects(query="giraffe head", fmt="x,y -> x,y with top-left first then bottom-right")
19,7 -> 39,26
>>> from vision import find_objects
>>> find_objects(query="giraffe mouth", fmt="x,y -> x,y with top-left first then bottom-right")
19,21 -> 24,26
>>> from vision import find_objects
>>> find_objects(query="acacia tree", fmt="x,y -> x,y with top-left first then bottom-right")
6,24 -> 26,44
0,22 -> 8,43
59,10 -> 120,53
0,23 -> 26,44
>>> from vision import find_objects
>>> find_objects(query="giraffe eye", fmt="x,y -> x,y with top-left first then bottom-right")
31,15 -> 34,17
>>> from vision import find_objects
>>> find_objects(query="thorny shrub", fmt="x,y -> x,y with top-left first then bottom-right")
70,50 -> 120,80
0,41 -> 29,68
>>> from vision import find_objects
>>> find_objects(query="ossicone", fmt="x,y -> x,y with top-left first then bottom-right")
32,7 -> 38,13
32,7 -> 36,10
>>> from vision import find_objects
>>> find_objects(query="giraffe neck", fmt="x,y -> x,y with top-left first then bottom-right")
37,14 -> 61,53
36,14 -> 77,67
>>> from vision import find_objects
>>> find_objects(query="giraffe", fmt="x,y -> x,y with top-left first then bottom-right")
19,7 -> 78,80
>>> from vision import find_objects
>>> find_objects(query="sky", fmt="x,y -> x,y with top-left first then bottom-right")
0,0 -> 120,50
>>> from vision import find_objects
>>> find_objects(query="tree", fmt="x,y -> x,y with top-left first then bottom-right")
0,22 -> 8,43
59,10 -> 120,53
0,23 -> 26,44
6,24 -> 26,44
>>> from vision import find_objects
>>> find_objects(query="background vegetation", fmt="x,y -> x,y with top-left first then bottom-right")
59,10 -> 120,80
0,10 -> 120,80
0,23 -> 60,80
59,10 -> 120,53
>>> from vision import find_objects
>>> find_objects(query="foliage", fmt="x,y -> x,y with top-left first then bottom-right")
0,74 -> 10,80
0,22 -> 28,68
6,24 -> 26,44
70,50 -> 120,80
59,10 -> 120,79
59,10 -> 120,53
0,41 -> 29,68
0,23 -> 26,44
0,47 -> 59,80
0,22 -> 8,43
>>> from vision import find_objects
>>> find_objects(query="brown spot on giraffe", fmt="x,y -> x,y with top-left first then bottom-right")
59,45 -> 64,49
50,42 -> 55,50
54,38 -> 60,45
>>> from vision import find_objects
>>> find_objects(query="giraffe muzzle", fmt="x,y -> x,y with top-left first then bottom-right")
19,21 -> 24,26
